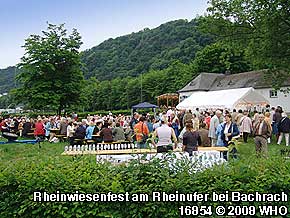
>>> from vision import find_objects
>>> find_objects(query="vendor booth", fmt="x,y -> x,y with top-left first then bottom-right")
176,87 -> 269,110
131,102 -> 159,115
132,102 -> 159,110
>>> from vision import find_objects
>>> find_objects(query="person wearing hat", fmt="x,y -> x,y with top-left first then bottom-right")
277,113 -> 290,146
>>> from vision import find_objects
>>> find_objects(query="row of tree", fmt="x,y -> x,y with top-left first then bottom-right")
80,41 -> 252,111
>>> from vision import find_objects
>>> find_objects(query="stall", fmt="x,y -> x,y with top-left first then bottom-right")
157,93 -> 179,108
176,87 -> 269,110
131,102 -> 159,115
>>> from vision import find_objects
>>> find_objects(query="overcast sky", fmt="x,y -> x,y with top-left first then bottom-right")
0,0 -> 209,69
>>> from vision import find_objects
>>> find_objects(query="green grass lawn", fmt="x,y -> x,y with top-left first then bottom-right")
0,139 -> 65,163
0,136 -> 286,159
0,135 -> 288,164
1,135 -> 289,217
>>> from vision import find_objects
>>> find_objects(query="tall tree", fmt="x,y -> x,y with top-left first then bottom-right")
14,23 -> 84,114
201,0 -> 290,89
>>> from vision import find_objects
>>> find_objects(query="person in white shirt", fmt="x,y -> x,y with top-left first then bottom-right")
152,118 -> 177,153
67,121 -> 77,145
208,110 -> 222,146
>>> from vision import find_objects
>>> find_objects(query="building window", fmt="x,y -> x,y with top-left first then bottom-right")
269,90 -> 278,98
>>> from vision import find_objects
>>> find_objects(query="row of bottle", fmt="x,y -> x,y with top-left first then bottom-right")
64,143 -> 138,152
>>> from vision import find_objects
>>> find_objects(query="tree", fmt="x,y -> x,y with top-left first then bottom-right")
0,94 -> 15,109
192,42 -> 251,74
201,0 -> 290,89
14,23 -> 84,114
77,77 -> 99,112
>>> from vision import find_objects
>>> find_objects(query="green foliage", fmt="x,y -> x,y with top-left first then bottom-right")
82,61 -> 196,111
202,0 -> 290,88
81,19 -> 213,80
0,140 -> 289,217
192,41 -> 251,74
0,66 -> 18,93
0,94 -> 16,109
1,19 -> 214,111
13,23 -> 85,114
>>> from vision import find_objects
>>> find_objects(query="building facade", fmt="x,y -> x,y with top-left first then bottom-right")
178,70 -> 290,112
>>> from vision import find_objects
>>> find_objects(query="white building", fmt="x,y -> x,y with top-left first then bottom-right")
178,70 -> 290,113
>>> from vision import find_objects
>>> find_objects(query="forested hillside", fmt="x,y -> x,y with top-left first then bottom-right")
0,17 -> 252,111
0,66 -> 18,93
81,19 -> 212,79
0,19 -> 211,93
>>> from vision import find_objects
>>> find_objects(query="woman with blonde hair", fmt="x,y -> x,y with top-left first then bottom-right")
85,121 -> 95,140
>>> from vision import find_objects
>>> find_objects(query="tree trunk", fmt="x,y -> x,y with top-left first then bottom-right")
58,105 -> 62,116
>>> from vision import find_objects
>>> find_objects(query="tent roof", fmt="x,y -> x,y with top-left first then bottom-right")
176,87 -> 269,110
132,102 -> 159,109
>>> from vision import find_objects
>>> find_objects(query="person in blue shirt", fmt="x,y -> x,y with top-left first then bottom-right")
221,113 -> 240,159
85,122 -> 95,140
216,123 -> 225,147
221,114 -> 240,146
146,116 -> 154,133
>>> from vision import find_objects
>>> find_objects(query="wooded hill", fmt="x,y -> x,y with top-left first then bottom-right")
81,19 -> 212,80
0,19 -> 211,93
0,67 -> 18,94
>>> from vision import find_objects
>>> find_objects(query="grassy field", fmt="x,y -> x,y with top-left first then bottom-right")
0,135 -> 288,164
1,135 -> 289,217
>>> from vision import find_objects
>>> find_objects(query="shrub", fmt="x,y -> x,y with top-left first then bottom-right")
0,154 -> 289,217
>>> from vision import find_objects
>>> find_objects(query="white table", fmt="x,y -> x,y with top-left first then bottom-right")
96,150 -> 226,172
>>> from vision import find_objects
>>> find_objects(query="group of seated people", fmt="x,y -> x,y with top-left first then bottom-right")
32,117 -> 131,145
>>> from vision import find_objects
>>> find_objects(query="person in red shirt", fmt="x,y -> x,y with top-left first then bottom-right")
204,111 -> 211,130
34,118 -> 45,138
134,116 -> 149,148
0,118 -> 4,132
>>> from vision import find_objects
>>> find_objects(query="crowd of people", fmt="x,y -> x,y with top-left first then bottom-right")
0,105 -> 289,158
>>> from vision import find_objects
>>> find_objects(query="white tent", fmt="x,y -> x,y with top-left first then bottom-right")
176,87 -> 269,110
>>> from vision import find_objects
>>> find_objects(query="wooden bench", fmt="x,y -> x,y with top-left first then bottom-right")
73,138 -> 86,145
27,133 -> 35,137
55,134 -> 66,142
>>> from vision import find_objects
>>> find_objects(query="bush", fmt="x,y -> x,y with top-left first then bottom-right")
0,153 -> 289,217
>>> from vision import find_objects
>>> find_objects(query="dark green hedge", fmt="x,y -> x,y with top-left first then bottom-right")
0,155 -> 289,217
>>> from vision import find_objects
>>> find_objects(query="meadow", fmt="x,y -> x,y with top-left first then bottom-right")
1,136 -> 289,217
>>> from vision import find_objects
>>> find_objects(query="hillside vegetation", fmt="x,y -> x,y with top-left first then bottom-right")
81,19 -> 212,80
